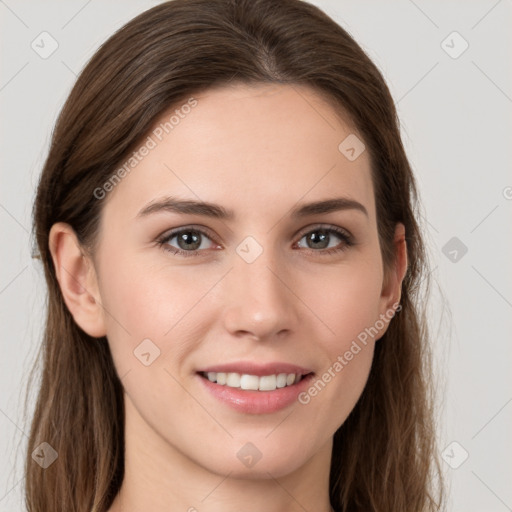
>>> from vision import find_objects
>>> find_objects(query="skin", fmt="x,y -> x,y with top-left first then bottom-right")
49,83 -> 407,512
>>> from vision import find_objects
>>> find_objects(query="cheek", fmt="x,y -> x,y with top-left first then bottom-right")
97,253 -> 214,365
308,257 -> 384,351
295,257 -> 383,417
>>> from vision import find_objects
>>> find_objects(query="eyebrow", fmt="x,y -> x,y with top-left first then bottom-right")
136,195 -> 368,220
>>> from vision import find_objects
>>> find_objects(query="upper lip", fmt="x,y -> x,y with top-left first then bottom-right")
196,361 -> 314,377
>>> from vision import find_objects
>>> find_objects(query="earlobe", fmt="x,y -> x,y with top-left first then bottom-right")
48,222 -> 107,338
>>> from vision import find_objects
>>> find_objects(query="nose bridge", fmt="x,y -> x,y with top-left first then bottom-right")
222,234 -> 297,338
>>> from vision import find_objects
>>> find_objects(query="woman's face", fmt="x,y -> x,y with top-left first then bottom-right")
89,83 -> 402,478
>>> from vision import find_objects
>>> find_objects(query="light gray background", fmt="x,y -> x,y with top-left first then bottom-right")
1,1 -> 511,510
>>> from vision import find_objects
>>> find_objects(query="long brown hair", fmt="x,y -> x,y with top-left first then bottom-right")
25,0 -> 445,510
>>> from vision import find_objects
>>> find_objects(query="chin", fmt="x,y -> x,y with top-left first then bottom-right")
192,437 -> 312,480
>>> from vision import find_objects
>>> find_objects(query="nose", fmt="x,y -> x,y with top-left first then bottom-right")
221,242 -> 300,342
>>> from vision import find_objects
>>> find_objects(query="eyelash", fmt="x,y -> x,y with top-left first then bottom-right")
156,224 -> 355,258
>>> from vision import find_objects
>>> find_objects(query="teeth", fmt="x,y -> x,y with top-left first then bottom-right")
276,373 -> 287,388
258,374 -> 276,391
202,372 -> 303,391
240,374 -> 259,390
226,373 -> 241,387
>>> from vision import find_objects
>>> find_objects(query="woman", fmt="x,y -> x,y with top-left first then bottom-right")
25,0 -> 445,510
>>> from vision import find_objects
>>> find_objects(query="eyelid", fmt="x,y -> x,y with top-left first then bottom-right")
295,222 -> 353,240
157,224 -> 219,242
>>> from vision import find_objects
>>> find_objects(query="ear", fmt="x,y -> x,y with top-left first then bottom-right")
378,222 -> 408,324
48,222 -> 107,338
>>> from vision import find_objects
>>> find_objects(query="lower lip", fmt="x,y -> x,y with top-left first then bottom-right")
196,373 -> 315,414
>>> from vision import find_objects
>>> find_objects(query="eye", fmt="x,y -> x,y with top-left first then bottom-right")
156,224 -> 354,258
294,225 -> 354,256
156,227 -> 218,257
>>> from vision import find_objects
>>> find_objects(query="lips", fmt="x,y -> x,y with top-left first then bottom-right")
195,361 -> 315,414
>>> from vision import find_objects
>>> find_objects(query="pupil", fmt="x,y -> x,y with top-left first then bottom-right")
179,231 -> 201,250
309,230 -> 328,249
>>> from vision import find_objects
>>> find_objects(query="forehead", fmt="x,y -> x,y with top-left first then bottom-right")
101,83 -> 375,226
